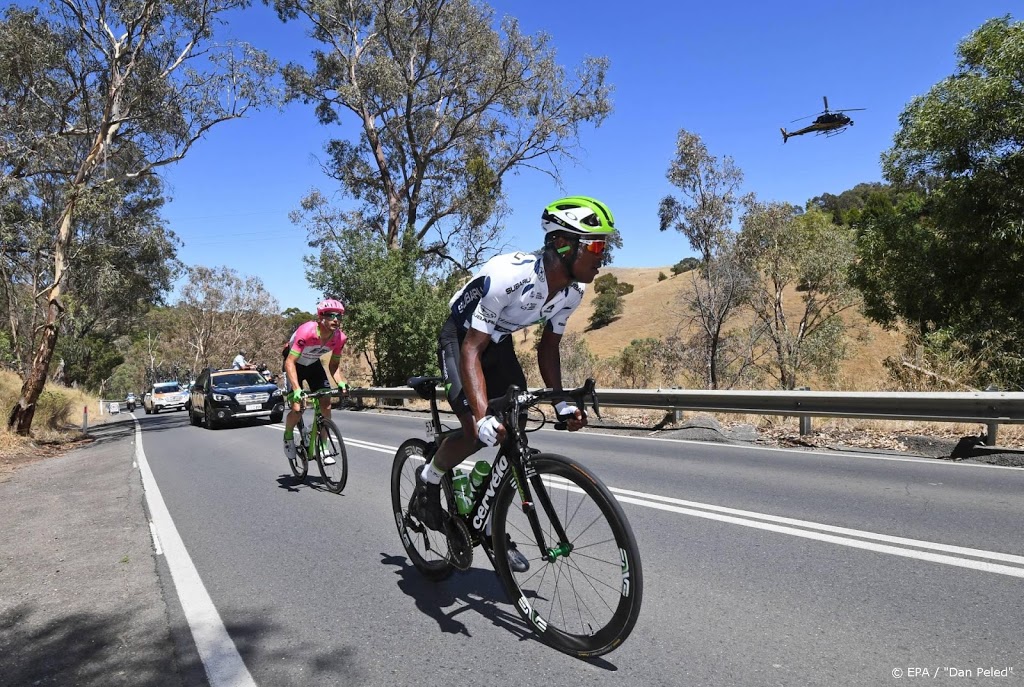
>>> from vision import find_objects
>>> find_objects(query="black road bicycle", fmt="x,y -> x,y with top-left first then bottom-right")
390,377 -> 643,658
287,387 -> 348,493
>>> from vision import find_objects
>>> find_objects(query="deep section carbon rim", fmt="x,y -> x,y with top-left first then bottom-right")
492,453 -> 643,657
316,419 -> 348,493
288,421 -> 308,480
390,439 -> 454,581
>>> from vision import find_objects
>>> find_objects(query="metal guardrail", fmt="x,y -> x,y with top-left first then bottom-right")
346,386 -> 1024,446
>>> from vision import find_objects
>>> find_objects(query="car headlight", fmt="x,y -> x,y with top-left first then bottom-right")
212,393 -> 231,402
272,388 -> 283,397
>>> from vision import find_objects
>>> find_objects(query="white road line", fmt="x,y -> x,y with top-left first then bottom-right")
344,409 -> 1024,470
263,422 -> 1024,575
134,419 -> 257,687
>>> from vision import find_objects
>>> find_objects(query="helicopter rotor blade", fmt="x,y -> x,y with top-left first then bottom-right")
791,113 -> 818,123
823,96 -> 829,112
833,108 -> 866,113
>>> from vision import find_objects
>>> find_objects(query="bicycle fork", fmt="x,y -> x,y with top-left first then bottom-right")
511,450 -> 574,563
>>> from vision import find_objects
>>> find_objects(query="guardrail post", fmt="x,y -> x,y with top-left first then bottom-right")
674,408 -> 684,423
796,387 -> 812,436
985,422 -> 998,446
82,406 -> 88,432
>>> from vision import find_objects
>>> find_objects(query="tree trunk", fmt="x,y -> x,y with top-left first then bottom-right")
8,195 -> 77,434
8,286 -> 64,435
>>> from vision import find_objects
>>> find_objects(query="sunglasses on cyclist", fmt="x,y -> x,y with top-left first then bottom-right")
578,238 -> 607,256
322,312 -> 342,321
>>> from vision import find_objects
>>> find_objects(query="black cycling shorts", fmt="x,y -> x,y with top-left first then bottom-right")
437,315 -> 527,419
283,358 -> 331,393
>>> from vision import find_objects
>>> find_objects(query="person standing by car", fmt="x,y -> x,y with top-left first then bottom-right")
282,299 -> 348,465
232,350 -> 252,370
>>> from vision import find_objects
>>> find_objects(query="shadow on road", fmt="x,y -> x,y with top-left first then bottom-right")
379,553 -> 618,670
0,601 -> 181,687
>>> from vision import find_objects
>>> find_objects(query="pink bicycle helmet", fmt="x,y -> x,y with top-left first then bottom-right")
317,298 -> 345,316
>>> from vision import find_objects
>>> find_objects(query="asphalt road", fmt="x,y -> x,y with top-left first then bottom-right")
136,407 -> 1024,686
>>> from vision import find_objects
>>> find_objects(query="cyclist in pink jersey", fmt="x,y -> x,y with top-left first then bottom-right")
282,299 -> 348,463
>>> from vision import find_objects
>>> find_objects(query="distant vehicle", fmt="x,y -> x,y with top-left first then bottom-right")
144,381 -> 189,414
189,368 -> 284,430
125,393 -> 137,412
781,96 -> 865,143
108,401 -> 120,415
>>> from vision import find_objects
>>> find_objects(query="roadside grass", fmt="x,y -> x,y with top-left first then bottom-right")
0,370 -> 118,472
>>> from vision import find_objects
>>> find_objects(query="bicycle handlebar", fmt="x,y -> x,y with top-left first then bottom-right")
299,387 -> 348,400
490,378 -> 601,430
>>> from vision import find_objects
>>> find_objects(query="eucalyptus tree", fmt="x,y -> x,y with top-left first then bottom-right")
273,0 -> 612,382
177,266 -> 282,373
658,129 -> 753,389
738,203 -> 858,390
872,15 -> 1024,387
1,1 -> 278,433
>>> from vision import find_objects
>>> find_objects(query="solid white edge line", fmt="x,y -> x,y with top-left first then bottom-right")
134,419 -> 257,687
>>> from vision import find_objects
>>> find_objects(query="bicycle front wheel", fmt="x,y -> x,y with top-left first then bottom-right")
390,438 -> 454,581
288,420 -> 308,481
315,418 -> 348,493
491,453 -> 643,658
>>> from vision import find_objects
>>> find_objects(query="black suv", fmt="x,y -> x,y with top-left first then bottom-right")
189,368 -> 284,429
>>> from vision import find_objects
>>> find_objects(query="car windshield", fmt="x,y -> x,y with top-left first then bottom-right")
213,373 -> 265,387
154,384 -> 180,393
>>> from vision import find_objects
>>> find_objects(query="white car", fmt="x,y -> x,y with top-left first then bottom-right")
144,381 -> 189,414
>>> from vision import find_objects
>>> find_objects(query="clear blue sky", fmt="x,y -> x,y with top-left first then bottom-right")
158,0 -> 1018,311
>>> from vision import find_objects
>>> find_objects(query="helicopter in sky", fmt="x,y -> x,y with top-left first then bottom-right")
780,96 -> 865,143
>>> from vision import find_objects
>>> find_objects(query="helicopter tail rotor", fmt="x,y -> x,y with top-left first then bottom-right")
780,127 -> 790,143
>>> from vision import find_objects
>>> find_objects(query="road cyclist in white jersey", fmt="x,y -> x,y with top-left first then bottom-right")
408,195 -> 617,573
282,299 -> 348,465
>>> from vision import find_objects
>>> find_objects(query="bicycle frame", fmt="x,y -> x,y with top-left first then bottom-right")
295,391 -> 334,453
425,380 -> 598,563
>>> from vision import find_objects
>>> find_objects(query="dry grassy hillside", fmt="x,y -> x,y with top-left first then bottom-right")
560,266 -> 906,391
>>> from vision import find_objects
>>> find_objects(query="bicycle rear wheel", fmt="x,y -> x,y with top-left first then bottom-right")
491,453 -> 643,658
288,419 -> 308,481
315,418 -> 348,493
390,438 -> 454,581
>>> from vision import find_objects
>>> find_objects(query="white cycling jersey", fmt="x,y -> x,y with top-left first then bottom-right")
449,251 -> 585,343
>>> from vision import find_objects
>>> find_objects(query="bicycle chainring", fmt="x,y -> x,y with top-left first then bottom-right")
444,515 -> 474,571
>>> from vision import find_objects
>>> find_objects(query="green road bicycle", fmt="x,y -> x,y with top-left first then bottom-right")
287,387 -> 349,494
390,377 -> 643,658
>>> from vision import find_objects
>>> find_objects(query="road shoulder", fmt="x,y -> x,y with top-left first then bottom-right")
0,418 -> 184,686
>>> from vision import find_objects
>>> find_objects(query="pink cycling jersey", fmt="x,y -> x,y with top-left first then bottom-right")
287,321 -> 347,366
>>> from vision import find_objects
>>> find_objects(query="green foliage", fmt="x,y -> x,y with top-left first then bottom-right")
588,290 -> 623,330
0,1 -> 278,433
806,182 -> 890,225
275,0 -> 612,272
615,338 -> 662,388
671,257 -> 700,276
738,204 -> 858,389
56,333 -> 125,392
593,273 -> 634,296
282,307 -> 315,333
658,272 -> 667,282
870,16 -> 1024,388
306,225 -> 451,386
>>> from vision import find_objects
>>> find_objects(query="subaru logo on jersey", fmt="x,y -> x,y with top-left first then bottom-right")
454,276 -> 489,315
505,277 -> 528,295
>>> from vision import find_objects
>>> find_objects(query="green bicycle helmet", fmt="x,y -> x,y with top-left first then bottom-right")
541,196 -> 616,236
